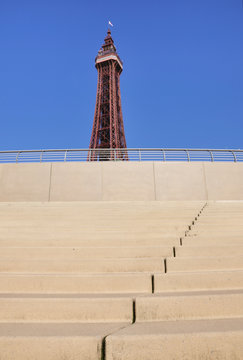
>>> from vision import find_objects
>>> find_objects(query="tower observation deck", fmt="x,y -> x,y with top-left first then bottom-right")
89,29 -> 128,160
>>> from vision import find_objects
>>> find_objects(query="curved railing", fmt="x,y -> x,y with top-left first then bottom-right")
0,148 -> 242,163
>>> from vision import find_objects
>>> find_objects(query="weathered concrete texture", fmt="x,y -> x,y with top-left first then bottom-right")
50,162 -> 102,201
0,257 -> 165,273
102,162 -> 155,201
167,256 -> 243,272
106,319 -> 243,360
0,273 -> 152,294
204,162 -> 243,200
0,161 -> 242,201
176,245 -> 243,257
0,323 -> 128,360
0,296 -> 133,322
0,245 -> 174,259
0,163 -> 51,201
136,291 -> 243,321
154,271 -> 243,292
154,162 -> 207,200
0,201 -> 243,359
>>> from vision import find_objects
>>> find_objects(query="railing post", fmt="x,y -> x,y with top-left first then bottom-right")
162,149 -> 166,161
231,150 -> 237,162
40,151 -> 43,163
185,150 -> 190,161
139,149 -> 141,161
16,151 -> 20,163
209,150 -> 214,162
64,150 -> 67,162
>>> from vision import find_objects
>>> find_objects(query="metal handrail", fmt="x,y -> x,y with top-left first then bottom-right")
0,148 -> 242,163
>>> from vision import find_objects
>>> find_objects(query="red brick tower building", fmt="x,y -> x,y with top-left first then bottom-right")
89,29 -> 127,160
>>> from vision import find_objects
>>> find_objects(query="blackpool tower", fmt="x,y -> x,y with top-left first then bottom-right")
89,29 -> 128,160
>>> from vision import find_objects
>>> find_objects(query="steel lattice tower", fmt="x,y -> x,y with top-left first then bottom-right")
89,29 -> 128,161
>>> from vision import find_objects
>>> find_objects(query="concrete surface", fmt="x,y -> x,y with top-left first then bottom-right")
0,296 -> 133,322
136,291 -> 243,321
0,200 -> 242,359
0,163 -> 51,202
154,270 -> 243,292
0,161 -> 242,201
106,319 -> 243,360
0,273 -> 152,294
0,322 -> 128,360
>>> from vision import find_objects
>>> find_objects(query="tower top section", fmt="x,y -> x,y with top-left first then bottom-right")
95,29 -> 123,71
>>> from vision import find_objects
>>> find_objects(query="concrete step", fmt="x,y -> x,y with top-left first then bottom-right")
193,221 -> 243,226
0,237 -> 180,247
106,318 -> 243,360
2,290 -> 242,323
176,245 -> 243,257
0,273 -> 152,293
136,290 -> 243,321
0,246 -> 173,259
0,219 -> 195,225
154,270 -> 243,292
194,217 -> 243,221
190,229 -> 243,235
0,322 -> 127,360
183,236 -> 243,246
167,256 -> 243,272
0,258 -> 165,273
0,218 -> 192,224
0,295 -> 133,322
0,225 -> 192,230
0,233 -> 182,241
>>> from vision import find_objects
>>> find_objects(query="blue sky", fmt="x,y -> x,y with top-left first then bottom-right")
0,0 -> 242,150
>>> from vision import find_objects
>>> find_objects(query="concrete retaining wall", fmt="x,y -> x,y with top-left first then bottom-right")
0,161 -> 242,201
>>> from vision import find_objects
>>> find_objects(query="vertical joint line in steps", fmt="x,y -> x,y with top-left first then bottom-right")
101,323 -> 132,360
164,258 -> 167,273
187,202 -> 208,235
173,246 -> 176,257
101,336 -> 106,360
151,274 -> 155,293
181,202 -> 207,251
132,299 -> 136,323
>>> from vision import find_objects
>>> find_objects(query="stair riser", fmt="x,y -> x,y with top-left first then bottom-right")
0,274 -> 152,293
0,298 -> 133,322
154,271 -> 243,292
0,239 -> 180,247
0,337 -> 100,360
0,258 -> 164,273
167,257 -> 243,272
106,332 -> 243,360
0,247 -> 173,259
176,246 -> 243,257
136,294 -> 243,321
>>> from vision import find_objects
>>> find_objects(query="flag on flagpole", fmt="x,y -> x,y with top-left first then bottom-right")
108,21 -> 114,27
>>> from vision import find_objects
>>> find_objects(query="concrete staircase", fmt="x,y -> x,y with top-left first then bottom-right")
0,201 -> 243,359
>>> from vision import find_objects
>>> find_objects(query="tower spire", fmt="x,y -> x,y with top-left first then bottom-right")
88,30 -> 127,161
